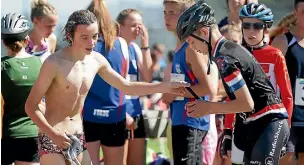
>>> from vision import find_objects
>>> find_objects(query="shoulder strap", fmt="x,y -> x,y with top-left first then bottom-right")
185,87 -> 201,100
184,71 -> 203,100
285,32 -> 293,44
284,32 -> 297,47
130,42 -> 142,61
117,37 -> 129,61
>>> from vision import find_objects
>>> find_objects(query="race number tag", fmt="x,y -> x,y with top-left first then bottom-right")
127,74 -> 137,82
295,78 -> 304,106
126,74 -> 139,99
171,73 -> 185,101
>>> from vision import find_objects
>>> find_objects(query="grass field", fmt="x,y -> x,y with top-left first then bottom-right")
99,138 -> 170,164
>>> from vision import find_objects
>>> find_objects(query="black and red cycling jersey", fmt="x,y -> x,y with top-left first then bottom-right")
224,45 -> 293,129
213,38 -> 288,128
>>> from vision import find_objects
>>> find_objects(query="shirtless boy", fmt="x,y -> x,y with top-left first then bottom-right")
25,10 -> 189,165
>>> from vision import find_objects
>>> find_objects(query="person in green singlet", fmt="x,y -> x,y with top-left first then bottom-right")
1,13 -> 42,165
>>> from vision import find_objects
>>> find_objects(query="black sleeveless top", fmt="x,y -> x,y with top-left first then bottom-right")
284,32 -> 304,124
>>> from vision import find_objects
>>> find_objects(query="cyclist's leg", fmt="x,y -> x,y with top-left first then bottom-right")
231,119 -> 247,165
243,119 -> 289,165
279,127 -> 296,165
231,136 -> 244,165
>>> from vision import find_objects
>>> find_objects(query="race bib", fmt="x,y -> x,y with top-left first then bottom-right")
126,74 -> 137,82
126,74 -> 139,99
295,78 -> 304,106
170,73 -> 185,101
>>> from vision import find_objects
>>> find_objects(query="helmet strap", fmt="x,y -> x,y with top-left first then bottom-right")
189,27 -> 213,75
190,34 -> 209,44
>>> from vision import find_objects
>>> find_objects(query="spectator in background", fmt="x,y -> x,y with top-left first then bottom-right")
146,50 -> 175,111
220,24 -> 243,44
151,51 -> 166,82
218,0 -> 246,29
164,50 -> 174,163
162,50 -> 174,86
218,0 -> 258,29
269,12 -> 296,45
142,50 -> 174,111
151,43 -> 166,69
148,152 -> 171,165
140,49 -> 166,110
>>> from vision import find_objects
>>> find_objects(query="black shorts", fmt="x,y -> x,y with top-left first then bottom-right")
235,117 -> 289,165
172,125 -> 207,165
83,119 -> 127,147
126,115 -> 146,139
286,126 -> 304,156
1,137 -> 39,164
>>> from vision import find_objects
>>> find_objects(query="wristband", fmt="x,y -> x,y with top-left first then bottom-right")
141,46 -> 150,50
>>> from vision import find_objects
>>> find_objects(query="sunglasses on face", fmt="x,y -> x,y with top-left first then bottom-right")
242,22 -> 265,30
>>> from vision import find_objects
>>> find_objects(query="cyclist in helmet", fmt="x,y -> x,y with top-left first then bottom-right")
1,13 -> 42,165
221,3 -> 294,164
177,1 -> 290,164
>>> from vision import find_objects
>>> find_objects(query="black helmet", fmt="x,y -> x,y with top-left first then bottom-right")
176,0 -> 216,41
1,13 -> 31,40
176,0 -> 216,75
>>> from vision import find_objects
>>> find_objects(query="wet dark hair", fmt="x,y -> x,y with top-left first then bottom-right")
62,10 -> 97,45
295,0 -> 304,8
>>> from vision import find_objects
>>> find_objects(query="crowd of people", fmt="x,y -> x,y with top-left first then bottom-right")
1,0 -> 304,165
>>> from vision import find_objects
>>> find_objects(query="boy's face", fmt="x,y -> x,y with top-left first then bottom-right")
72,22 -> 99,54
